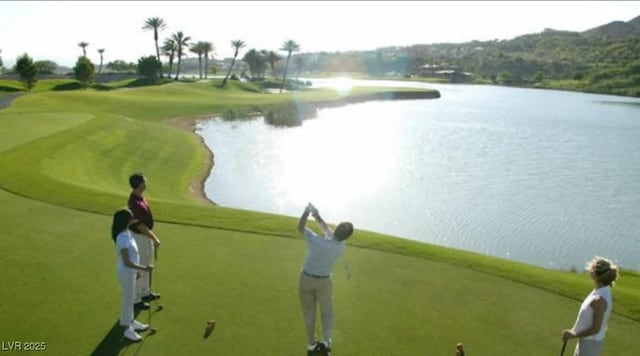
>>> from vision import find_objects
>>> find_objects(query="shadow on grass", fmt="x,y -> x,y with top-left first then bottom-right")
51,82 -> 83,91
91,308 -> 158,356
0,85 -> 22,92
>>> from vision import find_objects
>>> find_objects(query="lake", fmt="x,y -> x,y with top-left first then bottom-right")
195,79 -> 640,271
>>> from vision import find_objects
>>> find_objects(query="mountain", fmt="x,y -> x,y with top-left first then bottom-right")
628,14 -> 640,28
582,20 -> 640,38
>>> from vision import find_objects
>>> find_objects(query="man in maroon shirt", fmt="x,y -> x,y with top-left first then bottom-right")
128,173 -> 161,310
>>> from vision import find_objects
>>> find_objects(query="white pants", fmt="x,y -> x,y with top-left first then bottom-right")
118,269 -> 136,327
574,339 -> 604,356
132,232 -> 153,303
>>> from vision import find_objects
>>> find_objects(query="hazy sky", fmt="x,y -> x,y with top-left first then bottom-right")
1,1 -> 639,67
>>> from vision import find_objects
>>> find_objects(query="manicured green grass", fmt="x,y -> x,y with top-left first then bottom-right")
0,79 -> 638,355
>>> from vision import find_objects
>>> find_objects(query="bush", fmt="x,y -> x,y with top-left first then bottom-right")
219,107 -> 254,121
137,56 -> 162,83
73,56 -> 95,88
262,102 -> 317,127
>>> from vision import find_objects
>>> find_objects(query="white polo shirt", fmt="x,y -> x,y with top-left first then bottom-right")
572,286 -> 613,341
116,230 -> 139,273
302,227 -> 345,277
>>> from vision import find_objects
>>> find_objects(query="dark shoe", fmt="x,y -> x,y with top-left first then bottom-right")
134,301 -> 150,310
307,342 -> 325,356
142,292 -> 161,302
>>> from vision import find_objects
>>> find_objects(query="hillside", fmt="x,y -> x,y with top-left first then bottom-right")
295,14 -> 640,97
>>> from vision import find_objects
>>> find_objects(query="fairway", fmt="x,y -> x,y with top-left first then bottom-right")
0,80 -> 638,355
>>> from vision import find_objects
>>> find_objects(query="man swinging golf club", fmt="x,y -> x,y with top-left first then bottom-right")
297,203 -> 354,356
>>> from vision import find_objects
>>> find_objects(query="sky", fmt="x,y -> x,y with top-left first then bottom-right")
1,1 -> 639,68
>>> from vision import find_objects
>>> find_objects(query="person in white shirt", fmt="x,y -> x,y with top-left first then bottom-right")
561,256 -> 619,356
297,203 -> 354,356
111,209 -> 154,342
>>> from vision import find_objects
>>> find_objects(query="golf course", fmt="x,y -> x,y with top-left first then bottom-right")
0,78 -> 639,355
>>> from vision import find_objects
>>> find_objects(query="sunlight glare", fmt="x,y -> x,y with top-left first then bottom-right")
331,76 -> 354,96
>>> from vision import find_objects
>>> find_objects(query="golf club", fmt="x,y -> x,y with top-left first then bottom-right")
560,340 -> 567,356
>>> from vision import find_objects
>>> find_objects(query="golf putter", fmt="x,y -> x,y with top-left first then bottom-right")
560,340 -> 567,356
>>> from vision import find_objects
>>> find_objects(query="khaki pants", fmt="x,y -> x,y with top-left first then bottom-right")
574,339 -> 604,356
299,271 -> 334,345
132,232 -> 153,303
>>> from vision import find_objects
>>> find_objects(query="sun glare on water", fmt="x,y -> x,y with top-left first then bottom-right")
278,103 -> 399,213
331,76 -> 355,96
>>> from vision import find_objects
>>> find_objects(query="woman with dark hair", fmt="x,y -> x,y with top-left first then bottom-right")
561,256 -> 620,356
112,209 -> 154,342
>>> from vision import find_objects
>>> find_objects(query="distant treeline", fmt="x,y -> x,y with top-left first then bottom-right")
294,16 -> 640,97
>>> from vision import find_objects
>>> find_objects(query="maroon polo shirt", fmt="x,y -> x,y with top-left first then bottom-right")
128,193 -> 154,233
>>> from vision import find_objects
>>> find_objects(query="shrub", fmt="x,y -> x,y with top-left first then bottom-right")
262,102 -> 317,127
73,56 -> 95,88
137,56 -> 162,83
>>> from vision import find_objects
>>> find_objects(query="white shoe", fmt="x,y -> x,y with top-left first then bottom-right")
124,327 -> 142,342
132,320 -> 149,331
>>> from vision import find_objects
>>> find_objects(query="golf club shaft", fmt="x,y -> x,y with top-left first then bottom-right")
560,340 -> 567,356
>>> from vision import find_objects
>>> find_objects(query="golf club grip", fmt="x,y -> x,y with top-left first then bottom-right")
560,340 -> 567,356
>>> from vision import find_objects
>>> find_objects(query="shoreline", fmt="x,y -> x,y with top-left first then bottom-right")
164,89 -> 441,206
165,114 -> 218,206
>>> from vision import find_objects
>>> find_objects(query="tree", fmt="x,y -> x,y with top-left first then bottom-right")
97,48 -> 105,75
171,31 -> 191,80
201,41 -> 214,79
78,41 -> 89,57
190,42 -> 205,79
143,17 -> 167,78
0,49 -> 3,72
293,55 -> 307,79
266,50 -> 282,77
15,53 -> 38,90
279,40 -> 300,92
34,60 -> 58,74
137,55 -> 162,83
74,56 -> 95,88
161,38 -> 177,78
242,49 -> 270,80
106,60 -> 136,73
222,39 -> 246,86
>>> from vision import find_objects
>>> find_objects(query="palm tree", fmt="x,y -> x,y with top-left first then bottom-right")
190,42 -> 205,79
171,31 -> 191,80
279,40 -> 300,93
266,50 -> 283,77
161,38 -> 177,78
97,49 -> 105,75
143,17 -> 167,78
78,42 -> 89,57
222,39 -> 246,86
201,42 -> 214,79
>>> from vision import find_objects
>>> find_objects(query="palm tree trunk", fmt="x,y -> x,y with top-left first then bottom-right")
175,51 -> 182,80
222,57 -> 236,86
204,54 -> 209,79
155,32 -> 163,79
280,54 -> 292,93
198,55 -> 203,79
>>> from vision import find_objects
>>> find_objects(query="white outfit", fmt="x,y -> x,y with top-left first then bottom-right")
116,230 -> 139,327
571,286 -> 613,356
131,231 -> 152,303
